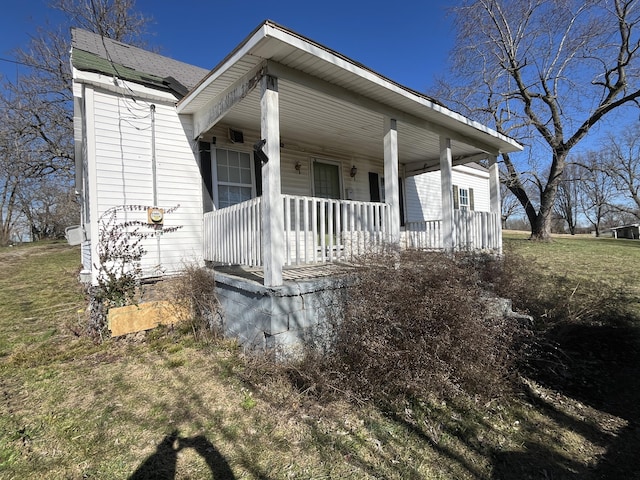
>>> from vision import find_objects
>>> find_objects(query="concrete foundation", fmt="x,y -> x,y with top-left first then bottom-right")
214,270 -> 349,356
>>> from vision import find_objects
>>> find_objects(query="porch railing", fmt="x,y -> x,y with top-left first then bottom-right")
204,200 -> 500,267
404,210 -> 501,251
203,197 -> 262,266
204,195 -> 390,266
283,195 -> 390,264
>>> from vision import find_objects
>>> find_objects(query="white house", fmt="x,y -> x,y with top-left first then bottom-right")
71,21 -> 522,348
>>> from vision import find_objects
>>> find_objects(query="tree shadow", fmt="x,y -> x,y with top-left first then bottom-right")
129,429 -> 236,480
492,318 -> 640,480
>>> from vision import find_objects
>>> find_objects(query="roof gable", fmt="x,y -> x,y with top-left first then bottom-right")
71,28 -> 208,95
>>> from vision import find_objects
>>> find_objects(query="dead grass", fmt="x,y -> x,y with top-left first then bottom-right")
1,238 -> 639,478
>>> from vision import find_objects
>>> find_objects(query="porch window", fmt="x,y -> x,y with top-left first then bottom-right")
453,185 -> 474,211
459,188 -> 469,210
215,148 -> 254,208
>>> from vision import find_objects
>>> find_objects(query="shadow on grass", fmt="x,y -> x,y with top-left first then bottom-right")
492,315 -> 640,479
129,429 -> 235,479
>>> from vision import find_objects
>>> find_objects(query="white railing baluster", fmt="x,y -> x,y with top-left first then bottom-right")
204,195 -> 405,266
404,211 -> 501,252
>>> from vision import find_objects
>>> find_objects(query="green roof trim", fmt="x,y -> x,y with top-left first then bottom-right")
72,48 -> 171,92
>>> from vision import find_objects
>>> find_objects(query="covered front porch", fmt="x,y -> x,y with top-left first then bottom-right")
178,21 -> 520,287
203,194 -> 503,270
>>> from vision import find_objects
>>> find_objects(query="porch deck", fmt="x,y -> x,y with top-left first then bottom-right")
213,262 -> 353,283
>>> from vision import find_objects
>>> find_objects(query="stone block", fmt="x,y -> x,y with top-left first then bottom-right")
108,301 -> 188,337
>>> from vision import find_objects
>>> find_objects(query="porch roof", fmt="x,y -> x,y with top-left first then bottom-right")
177,20 -> 522,168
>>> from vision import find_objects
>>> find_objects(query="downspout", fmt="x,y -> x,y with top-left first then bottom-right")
151,104 -> 161,268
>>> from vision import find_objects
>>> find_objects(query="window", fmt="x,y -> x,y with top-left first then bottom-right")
215,148 -> 253,208
459,188 -> 469,210
453,185 -> 474,211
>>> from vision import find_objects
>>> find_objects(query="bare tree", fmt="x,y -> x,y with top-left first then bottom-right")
554,164 -> 581,235
0,0 -> 151,244
0,103 -> 65,245
603,124 -> 640,221
50,0 -> 151,45
500,183 -> 522,229
440,0 -> 640,240
18,179 -> 80,240
572,151 -> 617,236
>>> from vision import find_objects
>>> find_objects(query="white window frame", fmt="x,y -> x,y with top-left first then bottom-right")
212,147 -> 255,209
458,187 -> 470,210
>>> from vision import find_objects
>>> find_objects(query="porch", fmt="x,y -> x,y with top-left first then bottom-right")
203,194 -> 502,274
175,22 -> 522,287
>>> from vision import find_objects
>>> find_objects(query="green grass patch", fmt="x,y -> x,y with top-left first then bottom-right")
1,237 -> 639,479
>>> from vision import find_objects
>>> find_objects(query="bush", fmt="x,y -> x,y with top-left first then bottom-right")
87,205 -> 181,340
163,264 -> 221,342
281,250 -> 524,407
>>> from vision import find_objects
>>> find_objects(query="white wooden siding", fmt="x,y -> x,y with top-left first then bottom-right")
206,124 -> 383,203
452,166 -> 490,212
404,166 -> 491,223
91,89 -> 203,278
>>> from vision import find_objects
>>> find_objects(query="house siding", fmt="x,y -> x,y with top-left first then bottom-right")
90,88 -> 202,278
404,165 -> 491,222
206,124 -> 384,204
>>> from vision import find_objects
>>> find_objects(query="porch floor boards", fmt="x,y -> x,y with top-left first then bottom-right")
213,262 -> 354,284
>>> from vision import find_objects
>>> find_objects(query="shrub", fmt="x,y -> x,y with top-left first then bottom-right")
163,264 -> 221,342
87,205 -> 180,339
335,250 -> 521,403
277,250 -> 524,407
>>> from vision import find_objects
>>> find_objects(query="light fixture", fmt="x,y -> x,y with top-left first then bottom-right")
350,165 -> 358,178
295,161 -> 302,174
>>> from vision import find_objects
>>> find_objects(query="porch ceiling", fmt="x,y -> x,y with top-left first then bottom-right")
202,79 -> 452,167
178,21 -> 522,167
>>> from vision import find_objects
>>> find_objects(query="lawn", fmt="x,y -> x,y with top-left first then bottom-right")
0,236 -> 638,479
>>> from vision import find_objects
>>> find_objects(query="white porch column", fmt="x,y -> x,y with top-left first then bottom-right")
384,117 -> 400,245
440,136 -> 455,251
260,75 -> 283,287
488,154 -> 503,253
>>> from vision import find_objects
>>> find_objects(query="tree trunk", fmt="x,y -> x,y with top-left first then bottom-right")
530,212 -> 553,241
528,151 -> 567,241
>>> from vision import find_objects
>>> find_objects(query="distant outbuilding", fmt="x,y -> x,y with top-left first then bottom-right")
610,224 -> 640,240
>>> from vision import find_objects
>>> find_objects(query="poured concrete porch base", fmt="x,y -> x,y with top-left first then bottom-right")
213,266 -> 350,356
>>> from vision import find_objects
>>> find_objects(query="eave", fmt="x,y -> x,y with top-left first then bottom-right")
177,20 -> 522,167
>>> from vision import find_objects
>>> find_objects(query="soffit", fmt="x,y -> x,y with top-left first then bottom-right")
178,21 -> 522,163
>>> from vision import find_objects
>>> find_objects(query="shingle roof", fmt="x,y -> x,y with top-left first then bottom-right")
71,28 -> 208,96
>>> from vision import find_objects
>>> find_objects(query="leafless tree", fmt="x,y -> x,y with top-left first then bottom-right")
500,183 -> 522,229
572,151 -> 618,236
0,104 -> 64,245
0,0 -> 151,244
50,0 -> 152,45
440,0 -> 640,240
603,125 -> 640,221
554,163 -> 581,235
18,179 -> 80,240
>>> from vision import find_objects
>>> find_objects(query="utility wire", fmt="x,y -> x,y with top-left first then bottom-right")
0,56 -> 58,73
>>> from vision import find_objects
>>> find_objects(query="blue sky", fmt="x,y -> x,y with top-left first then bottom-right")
0,0 -> 455,93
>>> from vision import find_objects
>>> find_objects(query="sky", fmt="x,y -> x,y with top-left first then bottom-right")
0,0 -> 455,93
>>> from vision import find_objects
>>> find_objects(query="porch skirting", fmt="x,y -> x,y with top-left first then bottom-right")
214,269 -> 349,356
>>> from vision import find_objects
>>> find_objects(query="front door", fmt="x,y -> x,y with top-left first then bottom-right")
313,161 -> 341,199
313,161 -> 341,253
